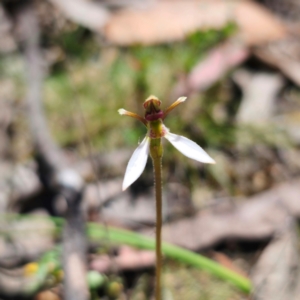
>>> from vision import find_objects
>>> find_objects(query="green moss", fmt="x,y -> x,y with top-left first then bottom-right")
163,263 -> 244,300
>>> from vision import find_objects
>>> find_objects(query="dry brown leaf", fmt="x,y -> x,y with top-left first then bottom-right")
142,179 -> 300,250
104,0 -> 286,46
234,70 -> 284,124
251,220 -> 300,300
90,246 -> 155,272
48,0 -> 110,30
212,251 -> 248,278
189,41 -> 248,91
172,41 -> 249,96
35,290 -> 61,300
255,39 -> 300,86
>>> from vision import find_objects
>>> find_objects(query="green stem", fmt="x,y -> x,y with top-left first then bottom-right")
6,214 -> 252,293
87,223 -> 252,293
149,136 -> 163,300
153,156 -> 162,300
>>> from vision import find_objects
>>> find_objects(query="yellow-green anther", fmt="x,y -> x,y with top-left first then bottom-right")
143,95 -> 162,111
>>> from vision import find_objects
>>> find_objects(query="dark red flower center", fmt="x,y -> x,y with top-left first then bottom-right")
145,110 -> 164,121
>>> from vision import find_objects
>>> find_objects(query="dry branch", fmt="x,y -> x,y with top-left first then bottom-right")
14,2 -> 88,300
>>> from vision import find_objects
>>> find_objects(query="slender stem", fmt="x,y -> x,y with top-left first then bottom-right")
149,135 -> 163,300
153,156 -> 162,300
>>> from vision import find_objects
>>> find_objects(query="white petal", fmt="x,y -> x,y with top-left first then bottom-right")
122,136 -> 150,191
164,132 -> 215,164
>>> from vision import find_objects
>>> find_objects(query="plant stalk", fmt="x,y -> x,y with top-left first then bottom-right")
150,136 -> 163,300
153,156 -> 162,300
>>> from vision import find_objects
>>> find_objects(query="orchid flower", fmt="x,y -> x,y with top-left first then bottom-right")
118,95 -> 215,191
119,95 -> 215,299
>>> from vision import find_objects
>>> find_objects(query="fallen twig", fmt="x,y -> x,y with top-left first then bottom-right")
13,2 -> 88,299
